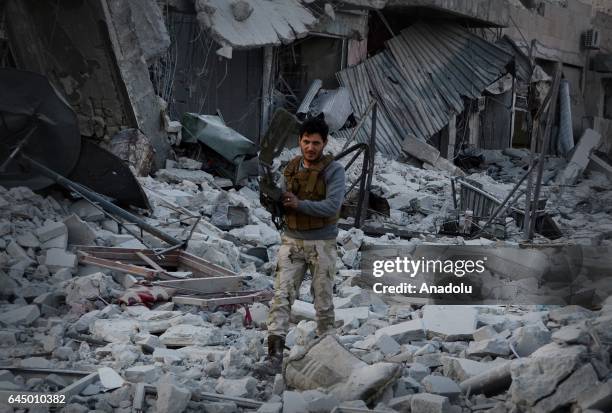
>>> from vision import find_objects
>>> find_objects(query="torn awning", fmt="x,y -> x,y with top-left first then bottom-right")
194,0 -> 317,52
336,23 -> 513,158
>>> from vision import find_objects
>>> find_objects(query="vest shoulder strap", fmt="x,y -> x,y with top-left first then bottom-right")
284,156 -> 302,177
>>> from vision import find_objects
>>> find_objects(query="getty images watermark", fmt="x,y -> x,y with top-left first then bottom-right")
360,244 -> 612,306
371,256 -> 487,295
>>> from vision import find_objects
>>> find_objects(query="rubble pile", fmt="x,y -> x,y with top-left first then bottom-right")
1,135 -> 611,412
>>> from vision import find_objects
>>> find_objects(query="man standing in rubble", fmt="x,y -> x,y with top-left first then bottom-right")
266,117 -> 346,369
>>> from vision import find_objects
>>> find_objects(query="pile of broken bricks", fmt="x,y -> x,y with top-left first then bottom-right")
0,134 -> 611,412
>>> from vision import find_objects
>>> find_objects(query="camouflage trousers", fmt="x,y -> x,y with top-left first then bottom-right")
267,235 -> 337,338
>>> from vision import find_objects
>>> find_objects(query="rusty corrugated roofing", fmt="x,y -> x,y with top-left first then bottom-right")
336,23 -> 513,158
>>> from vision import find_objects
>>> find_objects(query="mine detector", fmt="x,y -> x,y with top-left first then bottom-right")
258,107 -> 378,231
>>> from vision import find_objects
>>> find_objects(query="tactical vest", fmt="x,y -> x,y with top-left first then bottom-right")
283,154 -> 339,231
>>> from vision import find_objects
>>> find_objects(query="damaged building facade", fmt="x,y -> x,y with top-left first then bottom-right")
1,0 -> 612,412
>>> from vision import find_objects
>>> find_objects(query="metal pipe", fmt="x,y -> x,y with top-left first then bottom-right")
355,103 -> 377,227
470,164 -> 533,239
528,62 -> 562,240
23,155 -> 182,246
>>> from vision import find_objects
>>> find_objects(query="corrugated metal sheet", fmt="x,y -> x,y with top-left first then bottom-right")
496,36 -> 532,84
336,23 -> 513,158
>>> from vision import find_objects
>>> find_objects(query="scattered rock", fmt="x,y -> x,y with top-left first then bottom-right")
156,382 -> 191,413
98,367 -> 124,390
215,377 -> 257,398
0,304 -> 40,325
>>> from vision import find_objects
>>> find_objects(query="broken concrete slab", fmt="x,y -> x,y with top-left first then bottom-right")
459,363 -> 511,398
124,365 -> 160,383
98,367 -> 124,390
301,389 -> 340,412
153,348 -> 183,364
214,377 -> 257,398
16,232 -> 40,248
0,304 -> 40,326
442,357 -> 496,382
159,325 -> 224,347
577,380 -> 612,411
91,319 -> 139,343
510,344 -> 587,406
548,305 -> 595,324
557,129 -> 601,185
63,214 -> 97,245
421,375 -> 461,401
6,241 -> 33,262
373,318 -> 426,344
45,248 -> 77,272
510,323 -> 551,356
552,324 -> 590,344
402,137 -> 441,166
40,233 -> 68,250
156,382 -> 191,413
467,336 -> 510,357
281,390 -> 309,413
533,363 -> 599,413
35,221 -> 67,242
410,392 -> 452,413
423,306 -> 478,341
472,325 -> 498,342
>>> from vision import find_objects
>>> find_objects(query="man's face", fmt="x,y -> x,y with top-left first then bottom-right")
299,133 -> 326,162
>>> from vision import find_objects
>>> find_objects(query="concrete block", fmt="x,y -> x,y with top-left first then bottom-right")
124,365 -> 160,383
215,377 -> 257,398
442,357 -> 496,382
152,348 -> 183,364
282,390 -> 309,413
558,129 -> 601,185
410,393 -> 451,413
0,304 -> 40,325
45,248 -> 77,272
402,137 -> 440,165
423,305 -> 478,341
473,325 -> 498,341
70,199 -> 105,221
63,214 -> 97,245
375,333 -> 401,356
156,383 -> 191,413
510,323 -> 551,357
374,319 -> 426,344
35,221 -> 67,243
16,232 -> 40,248
41,234 -> 68,250
578,380 -> 612,411
159,325 -> 224,346
6,241 -> 31,261
92,319 -> 139,343
257,402 -> 282,413
0,331 -> 17,346
421,375 -> 461,401
408,362 -> 429,381
466,336 -> 510,357
98,367 -> 124,390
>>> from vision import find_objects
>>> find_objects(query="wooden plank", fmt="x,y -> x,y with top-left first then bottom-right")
154,276 -> 244,294
136,252 -> 165,272
78,252 -> 158,278
178,253 -> 236,277
172,290 -> 272,308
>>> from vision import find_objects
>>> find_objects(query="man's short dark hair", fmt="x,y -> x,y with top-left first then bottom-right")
299,116 -> 329,141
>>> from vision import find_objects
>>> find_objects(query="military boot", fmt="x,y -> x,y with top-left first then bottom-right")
253,334 -> 285,378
